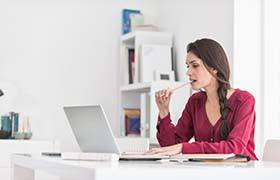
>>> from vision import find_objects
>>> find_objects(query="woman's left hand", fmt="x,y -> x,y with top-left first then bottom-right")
145,143 -> 183,156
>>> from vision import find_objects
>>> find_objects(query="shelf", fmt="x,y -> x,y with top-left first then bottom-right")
120,81 -> 186,93
121,32 -> 136,44
120,82 -> 152,92
121,31 -> 172,45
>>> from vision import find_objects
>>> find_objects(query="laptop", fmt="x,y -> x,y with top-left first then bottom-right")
63,105 -> 169,160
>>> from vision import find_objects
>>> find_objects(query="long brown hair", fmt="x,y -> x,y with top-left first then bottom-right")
187,38 -> 231,140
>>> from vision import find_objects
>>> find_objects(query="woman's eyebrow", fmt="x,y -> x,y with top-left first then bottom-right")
186,60 -> 197,65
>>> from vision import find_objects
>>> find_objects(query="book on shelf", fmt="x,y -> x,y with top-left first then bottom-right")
122,9 -> 141,34
130,13 -> 144,32
128,49 -> 135,84
0,112 -> 31,139
124,108 -> 141,136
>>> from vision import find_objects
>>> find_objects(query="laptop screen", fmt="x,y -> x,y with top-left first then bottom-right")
63,105 -> 121,154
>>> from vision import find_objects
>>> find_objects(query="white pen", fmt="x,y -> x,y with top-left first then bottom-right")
170,82 -> 190,93
158,82 -> 191,98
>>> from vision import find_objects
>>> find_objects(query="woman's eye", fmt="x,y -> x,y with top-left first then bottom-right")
192,64 -> 199,68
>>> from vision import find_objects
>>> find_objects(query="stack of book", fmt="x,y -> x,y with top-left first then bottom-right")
122,9 -> 159,34
0,112 -> 32,139
130,13 -> 144,32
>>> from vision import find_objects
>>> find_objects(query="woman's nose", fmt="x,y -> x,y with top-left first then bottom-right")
187,68 -> 192,76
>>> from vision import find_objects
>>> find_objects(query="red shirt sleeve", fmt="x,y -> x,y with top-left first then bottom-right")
182,95 -> 256,157
156,99 -> 194,147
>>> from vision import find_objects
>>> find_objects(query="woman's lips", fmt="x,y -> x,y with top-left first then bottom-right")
190,80 -> 197,85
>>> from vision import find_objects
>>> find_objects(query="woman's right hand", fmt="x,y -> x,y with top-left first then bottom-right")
155,88 -> 172,118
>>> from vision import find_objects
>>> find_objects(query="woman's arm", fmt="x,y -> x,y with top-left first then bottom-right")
156,101 -> 194,147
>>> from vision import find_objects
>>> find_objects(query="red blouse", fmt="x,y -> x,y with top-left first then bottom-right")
156,89 -> 258,160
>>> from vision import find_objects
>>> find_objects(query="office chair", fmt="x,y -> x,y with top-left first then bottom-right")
262,139 -> 280,162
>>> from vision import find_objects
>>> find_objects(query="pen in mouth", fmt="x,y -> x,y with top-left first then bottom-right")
170,82 -> 190,93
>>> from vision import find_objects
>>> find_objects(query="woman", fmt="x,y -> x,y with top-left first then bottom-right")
146,38 -> 258,160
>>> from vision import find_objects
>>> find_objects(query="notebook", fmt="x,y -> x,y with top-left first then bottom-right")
169,153 -> 250,163
63,105 -> 169,161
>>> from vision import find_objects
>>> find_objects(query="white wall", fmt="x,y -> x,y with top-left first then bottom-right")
157,0 -> 234,82
0,0 -> 161,151
233,0 -> 263,157
263,0 -> 280,144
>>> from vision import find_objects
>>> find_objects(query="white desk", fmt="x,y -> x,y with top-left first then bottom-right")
0,140 -> 55,180
11,154 -> 280,180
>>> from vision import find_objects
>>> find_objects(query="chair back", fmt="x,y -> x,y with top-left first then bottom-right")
263,139 -> 280,162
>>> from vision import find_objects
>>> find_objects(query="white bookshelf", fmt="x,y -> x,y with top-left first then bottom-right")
119,31 -> 190,144
121,31 -> 173,44
120,82 -> 152,92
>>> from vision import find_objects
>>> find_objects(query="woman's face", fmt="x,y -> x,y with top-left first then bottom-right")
186,52 -> 217,90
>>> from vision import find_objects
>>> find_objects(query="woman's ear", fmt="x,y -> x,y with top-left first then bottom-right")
210,67 -> 218,74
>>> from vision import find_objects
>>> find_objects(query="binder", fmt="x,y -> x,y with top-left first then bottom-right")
139,44 -> 172,82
